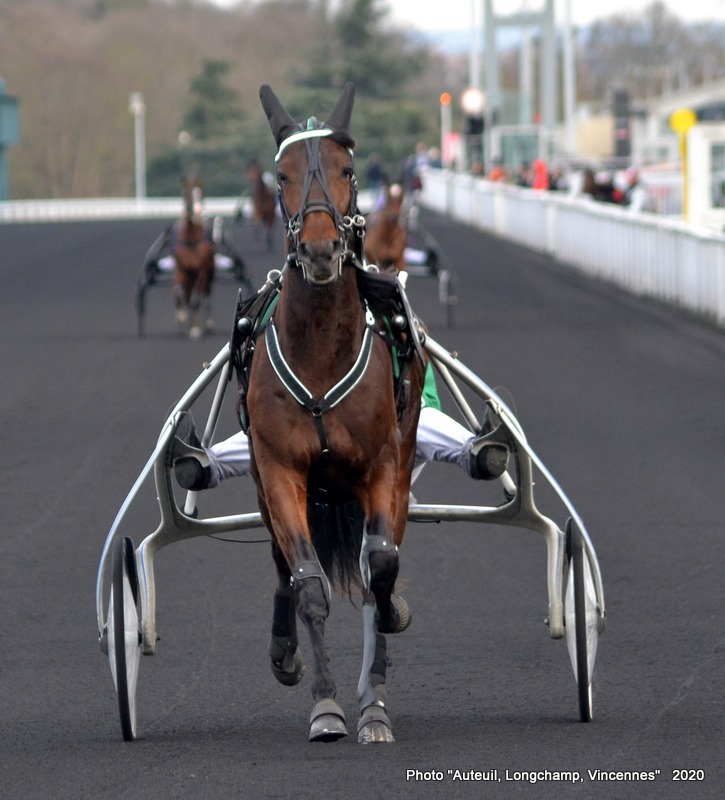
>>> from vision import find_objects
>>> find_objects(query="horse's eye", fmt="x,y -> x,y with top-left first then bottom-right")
277,172 -> 288,186
342,165 -> 354,179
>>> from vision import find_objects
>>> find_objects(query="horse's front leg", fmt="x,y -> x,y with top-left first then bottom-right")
363,469 -> 412,636
172,278 -> 190,332
356,476 -> 410,744
357,521 -> 401,744
261,482 -> 348,742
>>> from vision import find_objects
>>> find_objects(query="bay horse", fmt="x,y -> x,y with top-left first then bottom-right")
248,160 -> 277,250
363,183 -> 408,272
172,178 -> 215,338
243,83 -> 424,743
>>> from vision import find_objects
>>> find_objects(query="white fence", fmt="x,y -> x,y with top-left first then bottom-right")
0,196 -> 244,223
0,190 -> 377,225
3,184 -> 725,327
420,169 -> 725,327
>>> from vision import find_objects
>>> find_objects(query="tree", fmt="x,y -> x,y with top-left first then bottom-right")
181,59 -> 245,142
577,1 -> 723,100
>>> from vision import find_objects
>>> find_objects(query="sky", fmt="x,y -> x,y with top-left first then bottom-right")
386,0 -> 725,30
209,0 -> 725,29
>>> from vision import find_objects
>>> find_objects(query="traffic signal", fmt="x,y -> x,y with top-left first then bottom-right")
611,88 -> 631,158
465,115 -> 484,136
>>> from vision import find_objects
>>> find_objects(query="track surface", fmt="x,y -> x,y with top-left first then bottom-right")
2,211 -> 724,799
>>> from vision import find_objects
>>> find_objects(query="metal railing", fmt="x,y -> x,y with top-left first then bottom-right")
0,196 -> 244,223
4,184 -> 724,326
420,169 -> 725,327
0,190 -> 378,225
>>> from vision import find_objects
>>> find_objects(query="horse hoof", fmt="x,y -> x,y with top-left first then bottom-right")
176,310 -> 189,327
309,699 -> 348,742
189,325 -> 203,339
270,651 -> 305,686
358,704 -> 394,744
375,593 -> 411,634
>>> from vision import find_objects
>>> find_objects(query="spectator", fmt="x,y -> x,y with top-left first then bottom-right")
531,159 -> 550,191
581,167 -> 598,198
514,162 -> 532,187
487,159 -> 508,182
548,166 -> 568,192
400,153 -> 423,193
366,153 -> 388,208
624,168 -> 654,212
426,147 -> 442,168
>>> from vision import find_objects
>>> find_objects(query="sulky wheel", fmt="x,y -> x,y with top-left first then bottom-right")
564,518 -> 600,722
136,280 -> 148,338
108,536 -> 141,741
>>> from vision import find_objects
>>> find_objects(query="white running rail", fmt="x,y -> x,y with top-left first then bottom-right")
420,168 -> 725,327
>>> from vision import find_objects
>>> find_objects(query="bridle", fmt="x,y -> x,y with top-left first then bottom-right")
275,123 -> 366,277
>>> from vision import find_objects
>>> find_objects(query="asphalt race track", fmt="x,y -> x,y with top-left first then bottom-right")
2,209 -> 724,799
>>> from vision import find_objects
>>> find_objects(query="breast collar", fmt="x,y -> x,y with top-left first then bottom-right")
264,303 -> 375,420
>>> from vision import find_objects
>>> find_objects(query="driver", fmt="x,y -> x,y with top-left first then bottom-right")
172,377 -> 514,492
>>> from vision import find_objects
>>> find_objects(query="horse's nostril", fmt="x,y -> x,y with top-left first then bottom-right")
299,240 -> 341,263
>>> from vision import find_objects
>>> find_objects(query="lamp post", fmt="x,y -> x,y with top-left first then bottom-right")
0,79 -> 20,201
670,107 -> 697,222
128,92 -> 146,200
440,92 -> 452,168
461,87 -> 486,173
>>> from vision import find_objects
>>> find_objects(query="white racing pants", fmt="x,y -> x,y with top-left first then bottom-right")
206,406 -> 476,487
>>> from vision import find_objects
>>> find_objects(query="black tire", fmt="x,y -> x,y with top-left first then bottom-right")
565,519 -> 594,722
111,536 -> 141,741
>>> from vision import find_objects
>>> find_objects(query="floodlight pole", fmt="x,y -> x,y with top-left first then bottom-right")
129,92 -> 147,200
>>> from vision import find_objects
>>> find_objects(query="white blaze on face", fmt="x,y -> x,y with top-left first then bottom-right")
192,186 -> 204,222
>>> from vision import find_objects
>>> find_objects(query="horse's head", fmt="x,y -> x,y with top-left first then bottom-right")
260,83 -> 359,285
248,160 -> 263,183
182,178 -> 204,225
382,183 -> 404,224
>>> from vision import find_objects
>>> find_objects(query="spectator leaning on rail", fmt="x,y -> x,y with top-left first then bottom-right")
531,159 -> 550,191
624,168 -> 655,213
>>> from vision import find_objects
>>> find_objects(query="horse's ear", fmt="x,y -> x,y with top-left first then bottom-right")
325,82 -> 356,135
259,84 -> 299,147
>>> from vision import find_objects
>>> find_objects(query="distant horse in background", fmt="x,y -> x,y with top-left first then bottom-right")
172,178 -> 216,338
248,160 -> 277,250
363,183 -> 408,272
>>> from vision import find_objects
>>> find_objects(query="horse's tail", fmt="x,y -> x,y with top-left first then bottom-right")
307,499 -> 365,595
